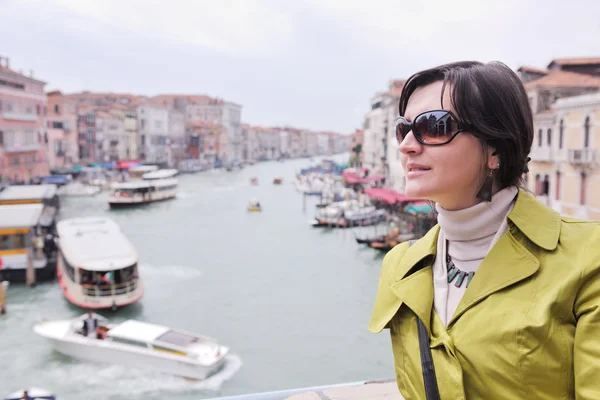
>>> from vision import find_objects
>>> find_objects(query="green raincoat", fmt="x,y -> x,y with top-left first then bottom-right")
369,189 -> 600,399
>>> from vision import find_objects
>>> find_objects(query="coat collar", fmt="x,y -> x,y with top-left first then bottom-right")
390,188 -> 561,333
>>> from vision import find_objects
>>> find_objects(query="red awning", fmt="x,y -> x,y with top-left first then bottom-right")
343,171 -> 385,184
364,188 -> 420,204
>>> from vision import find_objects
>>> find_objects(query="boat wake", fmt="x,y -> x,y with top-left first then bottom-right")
139,264 -> 203,279
41,354 -> 242,398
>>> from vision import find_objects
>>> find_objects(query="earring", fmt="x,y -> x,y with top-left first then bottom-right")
476,169 -> 494,202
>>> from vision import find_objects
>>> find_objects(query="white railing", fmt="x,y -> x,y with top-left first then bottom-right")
568,149 -> 597,165
2,111 -> 39,121
530,147 -> 552,162
3,143 -> 41,153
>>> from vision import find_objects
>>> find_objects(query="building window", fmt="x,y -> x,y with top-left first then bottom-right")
542,175 -> 549,196
584,116 -> 590,148
547,129 -> 552,146
535,174 -> 541,195
538,129 -> 543,147
580,172 -> 587,205
559,119 -> 564,149
54,104 -> 59,113
555,171 -> 561,201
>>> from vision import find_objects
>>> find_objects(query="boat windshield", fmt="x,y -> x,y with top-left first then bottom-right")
156,330 -> 200,348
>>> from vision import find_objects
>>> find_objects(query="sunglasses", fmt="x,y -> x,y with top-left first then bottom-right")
396,110 -> 472,146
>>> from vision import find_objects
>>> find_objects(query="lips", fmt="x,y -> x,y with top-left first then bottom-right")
406,163 -> 431,172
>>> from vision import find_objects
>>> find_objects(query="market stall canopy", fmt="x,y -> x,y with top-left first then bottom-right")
364,188 -> 421,204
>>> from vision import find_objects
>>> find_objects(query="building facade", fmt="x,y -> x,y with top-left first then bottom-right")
0,57 -> 49,182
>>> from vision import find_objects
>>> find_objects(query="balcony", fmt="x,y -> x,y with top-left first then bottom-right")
2,111 -> 39,122
568,148 -> 597,165
3,143 -> 41,153
530,147 -> 552,162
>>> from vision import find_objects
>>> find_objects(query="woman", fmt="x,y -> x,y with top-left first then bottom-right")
369,61 -> 600,399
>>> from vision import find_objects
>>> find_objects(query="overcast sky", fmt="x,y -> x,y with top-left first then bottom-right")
1,0 -> 599,133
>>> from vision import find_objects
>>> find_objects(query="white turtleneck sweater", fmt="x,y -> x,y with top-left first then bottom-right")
433,186 -> 519,326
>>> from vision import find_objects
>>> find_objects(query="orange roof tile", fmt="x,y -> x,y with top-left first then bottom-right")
549,57 -> 600,66
523,70 -> 600,89
517,66 -> 548,75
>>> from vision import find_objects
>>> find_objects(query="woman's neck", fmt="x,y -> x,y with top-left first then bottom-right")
436,186 -> 518,242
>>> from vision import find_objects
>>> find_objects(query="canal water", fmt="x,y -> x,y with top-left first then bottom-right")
0,155 -> 396,400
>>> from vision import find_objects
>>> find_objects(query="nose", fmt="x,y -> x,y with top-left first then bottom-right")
398,131 -> 422,155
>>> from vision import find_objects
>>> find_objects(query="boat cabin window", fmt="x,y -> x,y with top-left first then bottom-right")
156,330 -> 199,348
61,253 -> 76,281
157,184 -> 177,191
0,232 -> 28,250
111,337 -> 148,348
80,263 -> 138,285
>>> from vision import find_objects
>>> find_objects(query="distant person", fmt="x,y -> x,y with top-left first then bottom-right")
369,61 -> 600,399
21,390 -> 31,400
82,312 -> 97,337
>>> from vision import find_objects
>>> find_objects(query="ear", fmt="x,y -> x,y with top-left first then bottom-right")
488,147 -> 500,169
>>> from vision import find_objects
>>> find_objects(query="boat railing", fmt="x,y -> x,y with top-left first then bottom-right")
81,280 -> 138,297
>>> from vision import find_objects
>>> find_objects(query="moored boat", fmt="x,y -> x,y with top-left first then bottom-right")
108,169 -> 178,208
33,313 -> 229,380
0,204 -> 57,284
56,217 -> 143,310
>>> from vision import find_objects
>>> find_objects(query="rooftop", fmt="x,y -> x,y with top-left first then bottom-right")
0,185 -> 57,201
549,57 -> 600,67
523,70 -> 600,89
0,204 -> 44,229
56,217 -> 138,271
107,320 -> 169,344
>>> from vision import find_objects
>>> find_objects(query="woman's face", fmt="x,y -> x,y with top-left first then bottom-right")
398,81 -> 498,210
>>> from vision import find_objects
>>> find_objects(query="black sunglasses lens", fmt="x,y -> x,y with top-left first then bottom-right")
396,118 -> 412,143
414,111 -> 459,145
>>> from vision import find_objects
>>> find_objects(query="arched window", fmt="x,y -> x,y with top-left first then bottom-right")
538,129 -> 543,147
555,171 -> 561,201
535,174 -> 541,195
543,175 -> 550,196
559,119 -> 564,149
580,172 -> 587,205
547,129 -> 552,146
584,116 -> 590,148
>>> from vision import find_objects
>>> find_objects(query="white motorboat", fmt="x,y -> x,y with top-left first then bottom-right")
33,313 -> 229,380
108,169 -> 178,208
4,387 -> 56,400
56,217 -> 143,310
57,182 -> 101,197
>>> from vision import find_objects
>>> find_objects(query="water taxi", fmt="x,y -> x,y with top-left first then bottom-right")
56,217 -> 143,310
33,313 -> 229,380
247,199 -> 261,212
0,204 -> 57,284
108,169 -> 178,208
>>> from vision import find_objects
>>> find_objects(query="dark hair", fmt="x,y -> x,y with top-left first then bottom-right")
398,61 -> 533,189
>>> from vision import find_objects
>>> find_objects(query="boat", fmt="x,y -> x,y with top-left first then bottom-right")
33,313 -> 229,380
56,217 -> 143,310
127,165 -> 158,180
311,207 -> 387,228
0,204 -> 57,283
108,169 -> 178,208
247,199 -> 261,212
273,177 -> 283,185
57,182 -> 101,197
4,388 -> 56,400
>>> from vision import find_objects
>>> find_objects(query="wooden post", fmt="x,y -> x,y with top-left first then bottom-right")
0,281 -> 6,314
26,248 -> 36,287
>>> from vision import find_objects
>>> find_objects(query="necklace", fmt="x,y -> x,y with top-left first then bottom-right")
446,241 -> 475,288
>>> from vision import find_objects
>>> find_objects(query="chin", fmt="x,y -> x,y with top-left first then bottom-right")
404,181 -> 436,201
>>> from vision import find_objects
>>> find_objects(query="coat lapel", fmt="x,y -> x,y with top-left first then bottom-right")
448,230 -> 540,326
390,226 -> 439,334
447,189 -> 559,327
